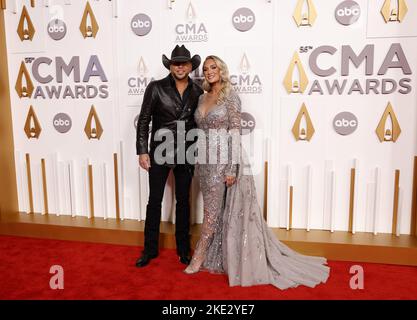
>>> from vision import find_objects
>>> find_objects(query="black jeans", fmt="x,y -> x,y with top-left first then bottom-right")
143,162 -> 193,257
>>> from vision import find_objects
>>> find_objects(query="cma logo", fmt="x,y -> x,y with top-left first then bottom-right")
283,43 -> 412,95
131,13 -> 152,36
175,24 -> 207,35
333,112 -> 358,135
23,55 -> 107,84
128,57 -> 155,95
175,2 -> 208,42
15,55 -> 109,100
335,1 -> 361,25
231,53 -> 262,94
230,75 -> 262,86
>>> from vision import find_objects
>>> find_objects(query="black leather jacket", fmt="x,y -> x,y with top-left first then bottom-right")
136,74 -> 203,166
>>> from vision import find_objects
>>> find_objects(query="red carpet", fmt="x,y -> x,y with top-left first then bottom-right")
0,235 -> 416,300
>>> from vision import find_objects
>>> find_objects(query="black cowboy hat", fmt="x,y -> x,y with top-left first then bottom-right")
162,45 -> 201,71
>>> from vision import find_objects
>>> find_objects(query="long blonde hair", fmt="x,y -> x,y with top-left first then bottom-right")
202,55 -> 232,104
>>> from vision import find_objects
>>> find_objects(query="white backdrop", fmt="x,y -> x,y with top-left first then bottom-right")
4,0 -> 417,234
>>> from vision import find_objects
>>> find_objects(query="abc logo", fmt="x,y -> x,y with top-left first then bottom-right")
333,112 -> 358,136
335,1 -> 361,25
53,113 -> 72,134
335,119 -> 357,127
233,14 -> 254,24
48,25 -> 65,33
131,14 -> 152,36
336,7 -> 360,16
241,112 -> 256,135
47,19 -> 67,41
132,20 -> 151,28
232,8 -> 256,32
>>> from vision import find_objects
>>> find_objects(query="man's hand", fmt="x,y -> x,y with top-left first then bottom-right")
139,154 -> 151,171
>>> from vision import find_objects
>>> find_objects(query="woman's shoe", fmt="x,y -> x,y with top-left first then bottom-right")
183,265 -> 200,274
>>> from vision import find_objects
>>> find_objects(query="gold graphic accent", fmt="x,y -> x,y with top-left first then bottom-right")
84,105 -> 103,140
80,1 -> 99,38
293,0 -> 317,27
289,186 -> 293,229
31,0 -> 35,7
348,168 -> 355,233
392,170 -> 400,235
1,0 -> 6,10
24,105 -> 41,139
17,5 -> 35,41
283,52 -> 309,94
411,157 -> 417,236
15,61 -> 34,98
168,0 -> 175,10
239,53 -> 250,74
138,57 -> 148,77
114,153 -> 120,220
1,6 -> 19,215
376,102 -> 401,142
381,0 -> 408,23
263,161 -> 268,222
292,103 -> 315,141
41,158 -> 49,215
186,2 -> 196,23
26,153 -> 34,213
88,164 -> 94,218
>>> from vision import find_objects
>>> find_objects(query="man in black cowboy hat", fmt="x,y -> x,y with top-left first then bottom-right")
135,45 -> 203,267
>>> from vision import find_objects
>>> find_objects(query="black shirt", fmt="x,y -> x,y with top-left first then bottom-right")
169,74 -> 193,109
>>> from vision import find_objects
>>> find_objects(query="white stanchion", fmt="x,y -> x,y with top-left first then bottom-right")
306,165 -> 312,231
396,188 -> 403,237
15,151 -> 29,214
167,0 -> 175,10
12,0 -> 18,14
52,153 -> 61,216
83,159 -> 90,219
112,0 -> 119,18
373,167 -> 381,235
286,164 -> 292,231
69,160 -> 77,217
36,162 -> 43,215
330,170 -> 336,233
352,159 -> 359,234
102,163 -> 109,220
119,141 -> 125,221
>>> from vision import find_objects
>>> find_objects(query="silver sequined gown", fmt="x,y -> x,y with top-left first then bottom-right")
191,90 -> 330,290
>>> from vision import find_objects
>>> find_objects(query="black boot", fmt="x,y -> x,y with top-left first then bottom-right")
135,252 -> 158,268
178,254 -> 191,265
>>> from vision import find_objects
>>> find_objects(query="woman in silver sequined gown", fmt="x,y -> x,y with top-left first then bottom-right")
184,56 -> 330,290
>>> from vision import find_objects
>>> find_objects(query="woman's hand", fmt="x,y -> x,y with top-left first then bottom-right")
225,175 -> 236,187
